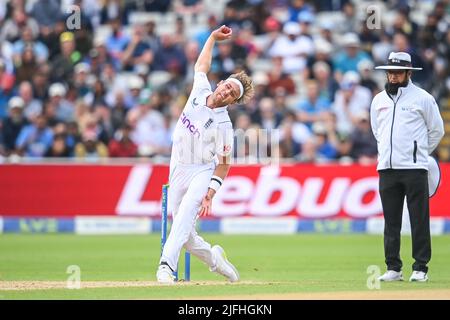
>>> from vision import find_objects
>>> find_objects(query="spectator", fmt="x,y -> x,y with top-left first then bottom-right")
278,111 -> 309,158
267,56 -> 296,96
311,121 -> 338,162
153,34 -> 187,77
212,40 -> 247,79
357,59 -> 380,95
143,20 -> 161,53
338,1 -> 359,34
305,39 -> 334,80
12,25 -> 49,64
130,94 -> 169,157
295,80 -> 331,129
30,0 -> 61,28
316,20 -> 335,44
121,24 -> 153,71
74,129 -> 108,159
73,62 -> 92,99
172,15 -> 187,47
44,133 -> 71,157
0,8 -> 39,43
268,21 -> 314,74
257,16 -> 282,55
311,61 -> 339,103
0,59 -> 16,119
195,14 -> 218,49
48,83 -> 75,123
184,41 -> 200,85
51,32 -> 82,83
295,138 -> 317,163
372,32 -> 395,65
53,122 -> 76,154
100,0 -> 130,25
15,43 -> 39,83
89,37 -> 114,74
105,18 -> 130,67
255,97 -> 283,131
31,67 -> 50,101
15,114 -> 53,157
297,10 -> 314,38
332,71 -> 372,135
287,0 -> 314,23
18,81 -> 42,122
348,111 -> 377,164
387,7 -> 418,44
109,91 -> 128,132
2,97 -> 28,154
333,33 -> 372,80
108,124 -> 138,158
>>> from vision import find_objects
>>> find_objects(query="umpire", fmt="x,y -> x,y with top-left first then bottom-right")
370,52 -> 444,282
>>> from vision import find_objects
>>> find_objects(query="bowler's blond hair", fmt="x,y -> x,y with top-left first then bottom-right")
229,71 -> 255,104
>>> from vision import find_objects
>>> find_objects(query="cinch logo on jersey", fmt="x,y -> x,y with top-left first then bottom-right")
180,112 -> 200,138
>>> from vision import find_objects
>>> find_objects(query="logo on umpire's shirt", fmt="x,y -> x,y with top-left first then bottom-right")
192,98 -> 199,107
204,118 -> 213,129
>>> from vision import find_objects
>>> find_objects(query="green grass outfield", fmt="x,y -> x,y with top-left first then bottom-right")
1,234 -> 450,299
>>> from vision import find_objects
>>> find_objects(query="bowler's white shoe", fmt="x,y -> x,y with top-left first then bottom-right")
378,270 -> 403,282
210,245 -> 239,282
409,271 -> 428,282
156,264 -> 175,284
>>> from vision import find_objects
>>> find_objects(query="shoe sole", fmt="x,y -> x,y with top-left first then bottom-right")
410,278 -> 428,282
379,278 -> 403,282
213,245 -> 240,282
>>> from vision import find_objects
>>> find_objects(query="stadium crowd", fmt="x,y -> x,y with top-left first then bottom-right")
0,0 -> 449,163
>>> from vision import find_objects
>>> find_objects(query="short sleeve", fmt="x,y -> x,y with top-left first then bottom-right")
193,71 -> 212,93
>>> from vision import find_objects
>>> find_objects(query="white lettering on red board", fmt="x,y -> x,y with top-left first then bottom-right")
116,165 -> 382,217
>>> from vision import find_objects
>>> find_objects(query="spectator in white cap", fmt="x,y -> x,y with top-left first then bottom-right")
371,51 -> 444,283
74,62 -> 92,98
333,33 -> 372,79
1,96 -> 28,154
331,71 -> 372,134
48,82 -> 74,122
268,21 -> 314,74
124,75 -> 144,110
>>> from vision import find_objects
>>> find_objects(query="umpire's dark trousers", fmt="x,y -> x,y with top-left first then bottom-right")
378,169 -> 431,273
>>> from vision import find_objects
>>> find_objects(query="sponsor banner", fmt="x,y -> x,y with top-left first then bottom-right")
2,218 -> 74,233
367,217 -> 445,236
220,217 -> 298,234
1,164 -> 449,218
75,217 -> 151,235
297,219 -> 367,233
1,216 -> 449,234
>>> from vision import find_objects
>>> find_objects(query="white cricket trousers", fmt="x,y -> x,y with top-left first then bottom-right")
160,162 -> 217,272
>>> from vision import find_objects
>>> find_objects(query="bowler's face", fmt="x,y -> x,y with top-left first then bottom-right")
212,80 -> 240,107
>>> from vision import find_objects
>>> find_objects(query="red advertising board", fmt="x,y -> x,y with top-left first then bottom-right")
0,163 -> 448,218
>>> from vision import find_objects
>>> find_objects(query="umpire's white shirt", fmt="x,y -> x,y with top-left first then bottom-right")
370,80 -> 444,171
170,72 -> 234,171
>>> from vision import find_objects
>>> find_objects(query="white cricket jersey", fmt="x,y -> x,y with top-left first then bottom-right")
170,72 -> 234,168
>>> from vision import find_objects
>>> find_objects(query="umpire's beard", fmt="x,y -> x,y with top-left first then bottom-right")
385,79 -> 409,95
